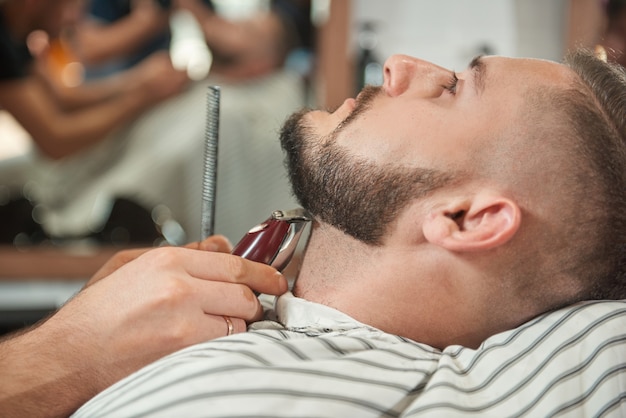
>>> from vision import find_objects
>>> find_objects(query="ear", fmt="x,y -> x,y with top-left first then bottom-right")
422,193 -> 521,252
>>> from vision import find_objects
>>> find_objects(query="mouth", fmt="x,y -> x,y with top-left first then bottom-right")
327,86 -> 382,136
330,98 -> 356,121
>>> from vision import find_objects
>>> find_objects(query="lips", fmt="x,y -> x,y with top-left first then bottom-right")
331,98 -> 356,122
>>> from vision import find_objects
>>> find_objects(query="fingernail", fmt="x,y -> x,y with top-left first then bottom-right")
275,271 -> 289,292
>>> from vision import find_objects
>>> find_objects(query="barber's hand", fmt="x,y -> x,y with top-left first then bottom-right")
88,234 -> 233,285
3,240 -> 287,416
47,241 -> 287,396
85,235 -> 286,330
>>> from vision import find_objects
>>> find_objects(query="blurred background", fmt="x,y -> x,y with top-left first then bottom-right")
0,0 -> 622,332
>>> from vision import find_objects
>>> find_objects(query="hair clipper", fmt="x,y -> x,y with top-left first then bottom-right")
231,208 -> 311,272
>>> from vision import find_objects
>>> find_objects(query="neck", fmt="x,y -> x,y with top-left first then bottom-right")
294,222 -> 374,301
294,221 -> 433,341
292,221 -> 535,349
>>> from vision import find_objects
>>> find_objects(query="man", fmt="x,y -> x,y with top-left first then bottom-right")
72,49 -> 625,415
3,49 -> 626,416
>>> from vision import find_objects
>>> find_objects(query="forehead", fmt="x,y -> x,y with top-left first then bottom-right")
479,56 -> 576,93
467,56 -> 580,173
454,57 -> 574,170
467,56 -> 578,143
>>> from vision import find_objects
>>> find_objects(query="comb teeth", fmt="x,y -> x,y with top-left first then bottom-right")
201,85 -> 220,239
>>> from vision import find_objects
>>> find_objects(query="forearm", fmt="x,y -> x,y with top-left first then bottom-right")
14,79 -> 154,158
1,57 -> 187,159
75,11 -> 168,66
38,91 -> 151,158
41,67 -> 135,110
0,320 -> 98,417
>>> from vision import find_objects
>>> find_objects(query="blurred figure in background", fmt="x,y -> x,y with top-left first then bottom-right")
75,0 -> 207,78
72,0 -> 313,242
77,0 -> 312,82
73,0 -> 314,242
0,0 -> 190,245
0,0 -> 313,246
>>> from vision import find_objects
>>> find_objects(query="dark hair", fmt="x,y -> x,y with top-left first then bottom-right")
606,0 -> 626,20
561,49 -> 626,299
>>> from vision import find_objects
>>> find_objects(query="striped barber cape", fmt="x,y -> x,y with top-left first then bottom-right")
73,293 -> 626,417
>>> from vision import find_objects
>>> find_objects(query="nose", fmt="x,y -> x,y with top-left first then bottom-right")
382,54 -> 451,97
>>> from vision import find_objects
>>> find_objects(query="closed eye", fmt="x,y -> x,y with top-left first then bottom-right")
443,72 -> 459,95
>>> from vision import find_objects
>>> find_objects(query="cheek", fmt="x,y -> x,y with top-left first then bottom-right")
305,110 -> 343,140
336,110 -> 430,165
334,101 -> 480,169
339,127 -> 399,163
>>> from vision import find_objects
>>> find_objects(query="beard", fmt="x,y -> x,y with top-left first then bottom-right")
279,86 -> 454,245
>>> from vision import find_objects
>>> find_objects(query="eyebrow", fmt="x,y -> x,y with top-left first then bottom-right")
469,55 -> 487,95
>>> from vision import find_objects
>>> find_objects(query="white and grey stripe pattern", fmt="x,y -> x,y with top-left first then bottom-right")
73,295 -> 626,417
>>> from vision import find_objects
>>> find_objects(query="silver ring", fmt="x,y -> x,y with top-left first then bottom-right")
223,315 -> 234,336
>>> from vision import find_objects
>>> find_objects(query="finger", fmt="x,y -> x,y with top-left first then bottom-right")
192,281 -> 262,321
197,235 -> 232,253
250,298 -> 264,322
166,249 -> 288,295
183,241 -> 201,250
221,315 -> 246,335
183,235 -> 231,252
230,316 -> 247,334
202,314 -> 246,339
